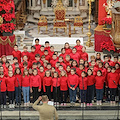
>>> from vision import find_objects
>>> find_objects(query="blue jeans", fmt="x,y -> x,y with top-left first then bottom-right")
96,89 -> 103,101
80,89 -> 87,103
69,85 -> 76,102
22,87 -> 30,103
15,87 -> 21,104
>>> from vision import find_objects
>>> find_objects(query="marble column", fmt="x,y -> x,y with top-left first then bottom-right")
29,0 -> 31,8
32,0 -> 36,7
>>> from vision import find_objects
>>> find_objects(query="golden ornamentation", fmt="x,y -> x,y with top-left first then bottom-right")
53,0 -> 67,34
38,16 -> 48,33
86,0 -> 93,47
74,16 -> 83,34
43,0 -> 46,4
0,16 -> 3,25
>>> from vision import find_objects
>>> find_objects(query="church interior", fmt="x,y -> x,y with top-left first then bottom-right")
0,0 -> 120,120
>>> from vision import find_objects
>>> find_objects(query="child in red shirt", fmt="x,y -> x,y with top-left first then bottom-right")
6,71 -> 15,108
38,45 -> 44,57
12,45 -> 21,63
43,70 -> 52,100
79,71 -> 88,107
44,50 -> 51,62
50,54 -> 58,67
95,70 -> 105,106
49,46 -> 54,59
29,46 -> 36,63
66,66 -> 71,76
86,69 -> 95,106
60,70 -> 68,106
22,69 -> 30,107
34,38 -> 41,53
59,48 -> 67,61
64,42 -> 72,54
68,68 -> 78,104
30,69 -> 41,102
0,72 -> 7,108
52,72 -> 60,105
14,67 -> 22,105
80,46 -> 88,61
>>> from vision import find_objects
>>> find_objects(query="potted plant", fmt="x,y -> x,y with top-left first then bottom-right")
100,41 -> 116,55
102,17 -> 112,30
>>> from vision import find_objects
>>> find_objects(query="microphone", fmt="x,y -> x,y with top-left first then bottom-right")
113,80 -> 116,84
0,80 -> 2,83
17,78 -> 19,82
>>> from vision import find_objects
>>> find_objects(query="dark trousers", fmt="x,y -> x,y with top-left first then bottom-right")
61,90 -> 68,103
15,87 -> 21,104
87,85 -> 94,103
8,91 -> 14,104
45,86 -> 51,100
106,87 -> 110,101
53,86 -> 60,102
110,88 -> 117,101
69,85 -> 76,102
0,92 -> 6,105
80,89 -> 87,103
96,89 -> 103,101
32,87 -> 39,103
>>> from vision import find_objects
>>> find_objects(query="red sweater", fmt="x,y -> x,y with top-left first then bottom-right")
65,48 -> 72,54
32,60 -> 43,66
68,74 -> 78,88
6,76 -> 15,91
60,76 -> 68,91
45,55 -> 51,62
21,51 -> 30,60
15,74 -> 22,87
70,52 -> 80,64
38,71 -> 45,85
80,52 -> 88,61
107,72 -> 119,88
95,76 -> 105,89
74,45 -> 83,54
12,50 -> 21,63
43,77 -> 52,92
30,75 -> 41,89
44,47 -> 51,53
29,52 -> 36,62
59,53 -> 67,61
35,44 -> 41,53
38,50 -> 44,57
79,77 -> 88,90
50,59 -> 58,67
22,75 -> 30,87
51,78 -> 60,92
87,75 -> 95,86
0,77 -> 7,92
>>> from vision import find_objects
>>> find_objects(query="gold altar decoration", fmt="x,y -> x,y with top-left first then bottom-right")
0,16 -> 3,25
43,0 -> 46,4
53,0 -> 67,34
74,16 -> 83,34
86,0 -> 94,47
38,16 -> 48,33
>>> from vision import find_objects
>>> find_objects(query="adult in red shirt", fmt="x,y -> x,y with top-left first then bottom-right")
79,71 -> 88,106
95,70 -> 105,105
74,39 -> 83,54
0,72 -> 7,108
64,42 -> 72,54
6,71 -> 15,108
70,48 -> 80,64
68,68 -> 78,103
34,38 -> 41,53
30,69 -> 41,102
29,46 -> 36,63
107,67 -> 119,104
60,70 -> 68,105
43,71 -> 52,100
12,45 -> 21,63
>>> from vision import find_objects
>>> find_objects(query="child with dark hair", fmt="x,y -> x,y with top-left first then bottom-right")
35,38 -> 41,53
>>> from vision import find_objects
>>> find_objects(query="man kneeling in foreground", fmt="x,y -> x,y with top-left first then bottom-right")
32,95 -> 58,120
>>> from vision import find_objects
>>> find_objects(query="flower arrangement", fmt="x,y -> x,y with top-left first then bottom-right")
100,41 -> 116,52
102,17 -> 112,25
0,0 -> 16,35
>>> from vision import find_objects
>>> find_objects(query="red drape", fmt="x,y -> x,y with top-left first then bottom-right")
98,0 -> 107,25
0,35 -> 16,57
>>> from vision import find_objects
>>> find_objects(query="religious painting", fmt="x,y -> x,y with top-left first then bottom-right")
79,0 -> 85,6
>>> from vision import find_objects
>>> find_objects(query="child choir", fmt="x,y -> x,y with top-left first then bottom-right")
0,39 -> 120,108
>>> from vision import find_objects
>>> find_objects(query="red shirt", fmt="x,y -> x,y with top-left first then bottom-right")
65,48 -> 72,54
95,76 -> 105,89
59,53 -> 67,61
64,60 -> 70,66
32,60 -> 43,66
30,75 -> 41,89
108,72 -> 119,88
21,51 -> 30,60
45,55 -> 51,62
70,52 -> 80,64
43,77 -> 52,92
77,69 -> 84,77
29,52 -> 36,62
38,50 -> 44,57
35,44 -> 41,53
15,74 -> 22,87
50,59 -> 58,67
49,51 -> 54,58
87,75 -> 95,86
38,71 -> 45,85
22,75 -> 30,87
95,67 -> 106,77
68,74 -> 78,88
74,45 -> 83,54
80,52 -> 88,61
44,47 -> 50,53
51,78 -> 60,92
0,77 -> 7,92
79,77 -> 88,90
60,76 -> 68,91
12,50 -> 21,63
6,76 -> 15,91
